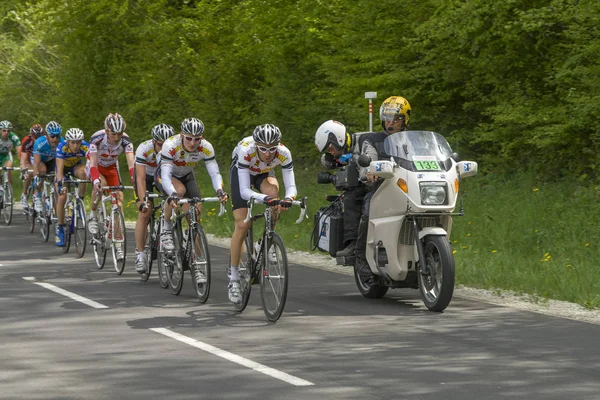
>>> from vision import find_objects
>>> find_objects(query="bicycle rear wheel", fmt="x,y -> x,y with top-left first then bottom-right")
260,233 -> 289,322
234,228 -> 254,313
155,221 -> 169,288
167,222 -> 184,295
3,184 -> 13,226
74,198 -> 87,258
93,208 -> 107,269
111,208 -> 127,275
140,213 -> 154,282
189,224 -> 211,303
28,192 -> 36,233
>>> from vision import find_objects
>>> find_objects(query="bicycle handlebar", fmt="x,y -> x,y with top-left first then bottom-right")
243,196 -> 308,225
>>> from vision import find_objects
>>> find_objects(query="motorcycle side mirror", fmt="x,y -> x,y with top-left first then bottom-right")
457,161 -> 478,178
358,154 -> 371,167
451,152 -> 460,162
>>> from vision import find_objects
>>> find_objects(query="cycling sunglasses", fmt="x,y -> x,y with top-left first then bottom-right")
256,145 -> 278,154
183,135 -> 202,143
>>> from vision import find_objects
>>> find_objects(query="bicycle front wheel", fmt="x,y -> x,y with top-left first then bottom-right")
140,213 -> 154,283
93,208 -> 107,269
63,211 -> 72,254
111,207 -> 127,275
189,224 -> 211,303
234,230 -> 254,313
3,184 -> 13,226
74,198 -> 87,258
260,233 -> 289,322
167,222 -> 184,295
28,194 -> 36,233
40,193 -> 50,242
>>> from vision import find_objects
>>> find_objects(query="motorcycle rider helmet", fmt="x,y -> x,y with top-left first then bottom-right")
181,117 -> 204,137
380,96 -> 411,133
104,113 -> 126,133
65,128 -> 84,141
252,124 -> 281,145
45,121 -> 62,136
0,120 -> 13,130
314,120 -> 348,152
151,123 -> 175,141
30,124 -> 45,138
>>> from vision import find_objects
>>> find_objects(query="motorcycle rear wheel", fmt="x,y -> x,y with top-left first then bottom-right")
418,235 -> 455,312
353,265 -> 388,299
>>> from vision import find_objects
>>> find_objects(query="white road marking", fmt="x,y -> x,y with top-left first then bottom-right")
22,277 -> 109,309
150,327 -> 314,387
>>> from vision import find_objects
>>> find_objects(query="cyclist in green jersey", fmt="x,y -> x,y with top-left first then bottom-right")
0,120 -> 22,185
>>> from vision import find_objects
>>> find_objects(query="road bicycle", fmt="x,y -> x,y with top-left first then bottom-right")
61,176 -> 90,257
32,173 -> 57,242
0,166 -> 16,226
91,185 -> 133,275
163,196 -> 225,303
235,197 -> 307,322
139,192 -> 167,285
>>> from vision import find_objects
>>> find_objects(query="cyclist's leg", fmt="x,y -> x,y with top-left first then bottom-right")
55,174 -> 68,247
258,174 -> 280,226
157,175 -> 185,251
134,174 -> 153,271
73,163 -> 87,198
4,155 -> 13,185
34,162 -> 48,212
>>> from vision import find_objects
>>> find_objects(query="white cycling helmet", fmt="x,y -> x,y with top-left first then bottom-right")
0,120 -> 13,130
252,124 -> 281,145
65,128 -> 84,141
314,120 -> 347,152
181,117 -> 204,136
104,113 -> 126,133
151,124 -> 175,141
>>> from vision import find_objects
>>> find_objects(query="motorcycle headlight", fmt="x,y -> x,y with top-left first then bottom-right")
419,182 -> 447,205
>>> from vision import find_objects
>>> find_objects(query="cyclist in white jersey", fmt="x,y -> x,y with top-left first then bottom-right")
133,124 -> 175,273
86,113 -> 135,262
227,124 -> 297,304
155,118 -> 228,265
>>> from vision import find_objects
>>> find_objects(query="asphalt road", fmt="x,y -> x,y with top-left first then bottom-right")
1,211 -> 600,400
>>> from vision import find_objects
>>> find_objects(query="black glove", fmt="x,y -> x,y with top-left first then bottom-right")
137,201 -> 148,212
167,194 -> 179,207
263,196 -> 279,207
217,189 -> 228,199
279,197 -> 293,209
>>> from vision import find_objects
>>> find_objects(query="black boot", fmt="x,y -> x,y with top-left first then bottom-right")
336,241 -> 356,257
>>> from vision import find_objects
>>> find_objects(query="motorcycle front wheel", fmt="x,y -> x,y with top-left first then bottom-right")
418,235 -> 455,312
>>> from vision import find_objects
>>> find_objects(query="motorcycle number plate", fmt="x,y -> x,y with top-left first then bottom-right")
413,159 -> 441,171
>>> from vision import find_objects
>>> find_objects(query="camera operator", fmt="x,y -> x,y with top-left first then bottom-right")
314,120 -> 370,258
355,96 -> 412,285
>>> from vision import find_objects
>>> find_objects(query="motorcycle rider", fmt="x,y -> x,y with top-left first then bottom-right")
355,96 -> 412,285
314,120 -> 370,258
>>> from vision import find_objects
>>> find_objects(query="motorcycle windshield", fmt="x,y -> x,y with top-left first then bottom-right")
384,131 -> 454,172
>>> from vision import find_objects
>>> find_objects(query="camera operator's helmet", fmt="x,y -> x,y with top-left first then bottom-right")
181,117 -> 204,137
30,124 -> 45,138
104,113 -> 126,133
253,124 -> 281,145
65,128 -> 84,141
151,123 -> 175,141
314,120 -> 347,152
0,120 -> 13,130
380,96 -> 411,132
45,121 -> 62,136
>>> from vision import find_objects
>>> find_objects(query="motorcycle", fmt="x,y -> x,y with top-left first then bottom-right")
313,130 -> 477,312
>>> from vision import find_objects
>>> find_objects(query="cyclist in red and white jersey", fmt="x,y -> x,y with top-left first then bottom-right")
86,113 -> 135,261
19,124 -> 45,208
227,124 -> 297,304
155,118 -> 228,270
